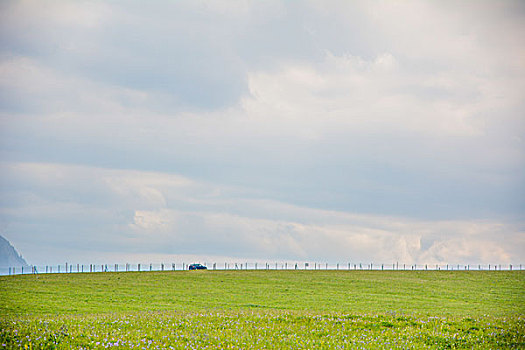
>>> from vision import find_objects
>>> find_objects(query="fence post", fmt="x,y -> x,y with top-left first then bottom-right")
138,264 -> 141,272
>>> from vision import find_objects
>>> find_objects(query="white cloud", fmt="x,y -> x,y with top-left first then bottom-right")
1,162 -> 522,266
1,1 -> 524,266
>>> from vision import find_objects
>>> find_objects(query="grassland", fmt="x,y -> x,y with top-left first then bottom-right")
1,270 -> 524,348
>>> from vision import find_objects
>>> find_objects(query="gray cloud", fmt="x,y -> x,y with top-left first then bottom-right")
1,162 -> 523,265
1,0 -> 524,265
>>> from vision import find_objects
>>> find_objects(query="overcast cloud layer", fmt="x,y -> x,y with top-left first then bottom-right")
1,0 -> 524,266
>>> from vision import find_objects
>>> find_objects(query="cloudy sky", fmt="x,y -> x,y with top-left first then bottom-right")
1,0 -> 524,266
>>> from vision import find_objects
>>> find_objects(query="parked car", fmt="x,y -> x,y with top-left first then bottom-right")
188,263 -> 207,270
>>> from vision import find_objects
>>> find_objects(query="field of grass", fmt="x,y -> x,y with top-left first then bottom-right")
1,270 -> 524,348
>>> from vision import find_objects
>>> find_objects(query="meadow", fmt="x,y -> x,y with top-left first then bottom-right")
0,270 -> 524,349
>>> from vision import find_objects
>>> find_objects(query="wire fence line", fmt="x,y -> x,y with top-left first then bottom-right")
3,262 -> 524,276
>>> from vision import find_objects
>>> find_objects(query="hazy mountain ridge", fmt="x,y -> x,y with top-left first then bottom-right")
0,235 -> 29,267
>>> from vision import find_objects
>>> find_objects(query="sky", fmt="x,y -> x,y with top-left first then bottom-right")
1,0 -> 524,267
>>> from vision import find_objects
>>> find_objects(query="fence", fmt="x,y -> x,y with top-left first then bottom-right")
3,262 -> 524,276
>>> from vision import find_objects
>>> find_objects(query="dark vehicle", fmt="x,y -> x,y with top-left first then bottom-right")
188,263 -> 207,270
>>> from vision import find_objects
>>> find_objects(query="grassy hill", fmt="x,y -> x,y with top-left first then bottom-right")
1,270 -> 523,316
1,270 -> 524,348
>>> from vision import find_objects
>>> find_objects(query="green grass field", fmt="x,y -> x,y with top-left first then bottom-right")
1,270 -> 524,349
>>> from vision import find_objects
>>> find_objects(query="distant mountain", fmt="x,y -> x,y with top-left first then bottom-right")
0,235 -> 29,267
